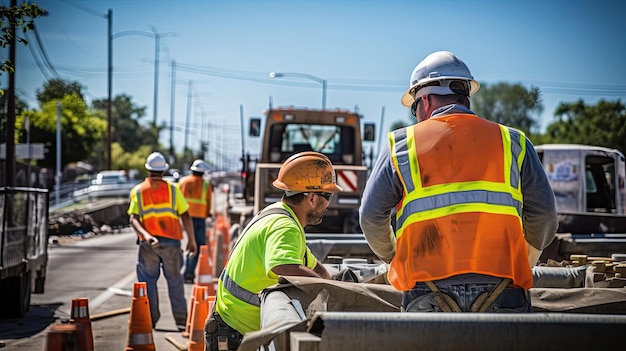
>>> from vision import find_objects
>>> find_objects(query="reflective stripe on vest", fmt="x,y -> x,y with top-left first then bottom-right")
184,180 -> 209,206
220,270 -> 260,307
136,182 -> 178,218
389,124 -> 525,238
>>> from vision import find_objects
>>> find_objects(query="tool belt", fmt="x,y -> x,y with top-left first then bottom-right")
205,310 -> 243,351
425,278 -> 513,312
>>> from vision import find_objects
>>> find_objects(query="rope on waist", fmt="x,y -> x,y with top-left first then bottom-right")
425,278 -> 513,312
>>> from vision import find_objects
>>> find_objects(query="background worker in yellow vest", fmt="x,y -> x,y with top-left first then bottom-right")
205,151 -> 335,351
128,152 -> 197,330
179,159 -> 213,283
360,51 -> 558,313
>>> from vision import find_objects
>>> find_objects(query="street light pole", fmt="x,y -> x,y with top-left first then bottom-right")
269,72 -> 327,110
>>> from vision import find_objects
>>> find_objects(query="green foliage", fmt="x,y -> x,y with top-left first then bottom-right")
36,78 -> 84,104
0,3 -> 47,76
541,99 -> 626,154
472,82 -> 543,135
16,94 -> 106,169
91,94 -> 161,153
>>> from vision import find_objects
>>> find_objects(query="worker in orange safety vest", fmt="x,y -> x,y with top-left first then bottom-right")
359,51 -> 558,313
128,151 -> 197,330
179,159 -> 213,284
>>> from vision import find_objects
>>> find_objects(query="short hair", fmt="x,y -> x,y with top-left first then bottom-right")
148,170 -> 164,177
432,94 -> 470,109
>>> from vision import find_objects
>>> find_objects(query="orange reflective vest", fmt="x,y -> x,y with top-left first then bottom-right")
178,175 -> 212,218
388,114 -> 533,290
133,179 -> 184,240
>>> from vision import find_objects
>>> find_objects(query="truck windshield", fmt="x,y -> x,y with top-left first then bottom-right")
269,123 -> 354,164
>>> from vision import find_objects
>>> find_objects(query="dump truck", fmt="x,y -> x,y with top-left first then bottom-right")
0,186 -> 49,319
536,144 -> 626,262
229,107 -> 373,244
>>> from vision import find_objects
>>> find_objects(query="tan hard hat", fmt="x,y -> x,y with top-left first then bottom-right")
272,151 -> 343,193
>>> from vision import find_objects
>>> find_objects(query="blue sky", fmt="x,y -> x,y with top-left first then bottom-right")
4,0 -> 626,170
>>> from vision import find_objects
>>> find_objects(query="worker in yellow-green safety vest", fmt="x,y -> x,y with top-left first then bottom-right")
359,51 -> 558,313
178,159 -> 213,284
205,151 -> 337,351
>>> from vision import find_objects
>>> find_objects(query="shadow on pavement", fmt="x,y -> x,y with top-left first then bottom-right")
0,302 -> 62,339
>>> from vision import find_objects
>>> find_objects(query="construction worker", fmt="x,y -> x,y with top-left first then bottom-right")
206,151 -> 336,350
128,152 -> 197,330
359,51 -> 558,313
179,159 -> 213,284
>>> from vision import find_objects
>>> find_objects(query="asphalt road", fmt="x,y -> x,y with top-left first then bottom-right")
0,228 -> 200,351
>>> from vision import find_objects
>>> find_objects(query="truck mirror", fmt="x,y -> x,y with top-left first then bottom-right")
249,118 -> 261,137
364,123 -> 375,141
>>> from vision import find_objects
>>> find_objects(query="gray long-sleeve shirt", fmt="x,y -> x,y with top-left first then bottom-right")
359,104 -> 558,264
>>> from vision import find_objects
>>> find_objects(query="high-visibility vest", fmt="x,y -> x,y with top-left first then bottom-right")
388,114 -> 533,290
178,175 -> 211,218
134,179 -> 183,240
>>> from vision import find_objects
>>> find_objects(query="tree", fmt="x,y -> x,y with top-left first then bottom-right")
0,93 -> 28,142
472,82 -> 543,135
16,94 -> 106,170
542,99 -> 626,154
91,94 -> 160,153
36,78 -> 84,104
0,2 -> 46,85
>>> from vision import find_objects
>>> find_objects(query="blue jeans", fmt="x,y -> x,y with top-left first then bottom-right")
136,241 -> 188,326
182,217 -> 207,280
401,274 -> 531,313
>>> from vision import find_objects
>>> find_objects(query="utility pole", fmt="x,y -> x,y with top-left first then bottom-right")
4,0 -> 18,186
183,80 -> 193,154
169,60 -> 176,162
106,9 -> 113,170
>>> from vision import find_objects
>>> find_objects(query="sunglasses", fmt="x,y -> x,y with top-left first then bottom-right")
304,192 -> 333,201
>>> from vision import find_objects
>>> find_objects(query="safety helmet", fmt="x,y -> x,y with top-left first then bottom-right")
145,152 -> 169,171
272,151 -> 343,193
190,159 -> 210,173
401,51 -> 480,107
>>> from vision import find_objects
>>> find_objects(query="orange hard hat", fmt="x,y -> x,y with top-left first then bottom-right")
272,152 -> 343,193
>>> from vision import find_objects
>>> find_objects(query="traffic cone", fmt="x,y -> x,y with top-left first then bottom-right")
69,297 -> 93,351
196,245 -> 216,296
125,282 -> 155,351
216,214 -> 232,268
45,324 -> 83,351
187,286 -> 209,351
182,285 -> 198,338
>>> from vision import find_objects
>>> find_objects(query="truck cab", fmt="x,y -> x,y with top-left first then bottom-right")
245,108 -> 369,233
536,144 -> 626,260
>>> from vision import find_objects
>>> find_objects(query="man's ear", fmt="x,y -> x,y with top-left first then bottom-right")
306,193 -> 317,207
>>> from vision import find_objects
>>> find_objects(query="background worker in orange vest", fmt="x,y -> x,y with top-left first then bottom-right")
179,159 -> 213,284
359,51 -> 558,313
128,152 -> 197,330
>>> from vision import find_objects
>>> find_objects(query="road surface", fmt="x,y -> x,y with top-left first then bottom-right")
0,228 -> 203,351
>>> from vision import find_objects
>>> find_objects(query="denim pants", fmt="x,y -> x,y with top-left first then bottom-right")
402,275 -> 532,313
183,217 -> 207,280
136,241 -> 188,326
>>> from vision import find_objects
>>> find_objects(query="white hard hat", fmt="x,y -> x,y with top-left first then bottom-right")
145,152 -> 169,171
190,159 -> 210,173
401,51 -> 480,107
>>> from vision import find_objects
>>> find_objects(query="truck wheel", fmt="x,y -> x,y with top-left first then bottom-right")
0,272 -> 31,319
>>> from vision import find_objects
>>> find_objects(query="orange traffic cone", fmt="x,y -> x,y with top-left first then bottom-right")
182,285 -> 198,338
69,298 -> 93,351
216,214 -> 232,268
196,245 -> 216,296
125,282 -> 155,351
187,286 -> 210,351
45,324 -> 84,351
